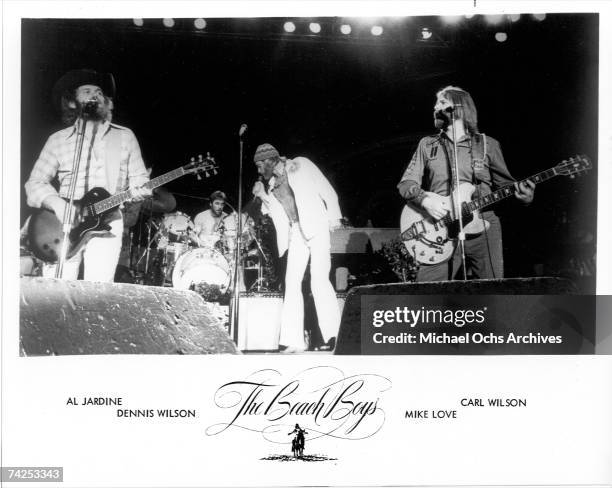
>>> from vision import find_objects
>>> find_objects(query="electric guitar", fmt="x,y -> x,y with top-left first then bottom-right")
27,154 -> 219,263
400,155 -> 591,265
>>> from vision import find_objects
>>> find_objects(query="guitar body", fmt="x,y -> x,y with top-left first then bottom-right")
27,187 -> 120,263
400,183 -> 490,265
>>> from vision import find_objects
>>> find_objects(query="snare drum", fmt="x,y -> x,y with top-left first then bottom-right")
172,247 -> 231,292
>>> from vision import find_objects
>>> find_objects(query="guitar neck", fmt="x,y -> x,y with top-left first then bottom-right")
463,166 -> 557,215
93,167 -> 185,214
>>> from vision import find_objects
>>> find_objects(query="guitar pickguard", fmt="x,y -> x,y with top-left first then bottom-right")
408,219 -> 455,264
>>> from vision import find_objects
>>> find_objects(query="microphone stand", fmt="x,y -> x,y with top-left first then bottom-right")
229,125 -> 247,343
55,115 -> 88,278
144,199 -> 154,276
449,108 -> 467,280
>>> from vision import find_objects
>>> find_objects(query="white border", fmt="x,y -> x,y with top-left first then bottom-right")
2,1 -> 612,487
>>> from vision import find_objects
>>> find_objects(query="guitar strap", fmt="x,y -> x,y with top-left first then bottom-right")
104,127 -> 123,194
470,132 -> 498,278
470,133 -> 487,186
438,135 -> 456,193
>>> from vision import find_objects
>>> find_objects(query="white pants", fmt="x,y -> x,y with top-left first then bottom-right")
279,224 -> 340,349
43,218 -> 124,282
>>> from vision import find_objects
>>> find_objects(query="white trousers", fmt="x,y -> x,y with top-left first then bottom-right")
43,218 -> 124,282
279,223 -> 340,349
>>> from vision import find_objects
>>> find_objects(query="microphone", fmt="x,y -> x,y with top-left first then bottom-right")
82,98 -> 99,116
443,104 -> 462,113
239,124 -> 248,137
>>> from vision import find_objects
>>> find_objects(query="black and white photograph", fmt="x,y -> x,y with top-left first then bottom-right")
2,1 -> 612,486
17,9 -> 599,355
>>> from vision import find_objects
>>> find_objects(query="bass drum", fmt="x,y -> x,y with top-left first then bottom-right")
172,247 -> 231,292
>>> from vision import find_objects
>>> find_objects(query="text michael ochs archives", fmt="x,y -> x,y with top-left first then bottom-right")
357,294 -> 593,354
370,305 -> 563,345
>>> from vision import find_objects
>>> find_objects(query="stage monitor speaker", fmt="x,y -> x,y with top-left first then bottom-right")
20,277 -> 238,356
335,277 -> 582,355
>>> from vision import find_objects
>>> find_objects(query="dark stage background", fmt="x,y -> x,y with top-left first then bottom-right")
20,14 -> 598,290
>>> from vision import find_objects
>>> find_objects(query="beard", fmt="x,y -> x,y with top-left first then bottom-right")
79,98 -> 113,122
433,110 -> 449,130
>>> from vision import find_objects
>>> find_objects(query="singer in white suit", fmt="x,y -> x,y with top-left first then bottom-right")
252,143 -> 342,353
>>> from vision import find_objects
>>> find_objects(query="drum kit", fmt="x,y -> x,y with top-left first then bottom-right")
126,196 -> 269,296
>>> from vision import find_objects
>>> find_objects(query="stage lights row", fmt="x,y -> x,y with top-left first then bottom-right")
133,18 -> 386,36
132,13 -> 547,43
446,13 -> 546,24
283,21 -> 384,36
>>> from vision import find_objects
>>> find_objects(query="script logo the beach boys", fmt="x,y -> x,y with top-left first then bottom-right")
206,367 -> 391,442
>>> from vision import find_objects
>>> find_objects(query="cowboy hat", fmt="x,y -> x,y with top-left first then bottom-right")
52,69 -> 116,109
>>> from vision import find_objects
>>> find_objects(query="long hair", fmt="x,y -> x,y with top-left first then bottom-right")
59,90 -> 114,126
437,86 -> 479,135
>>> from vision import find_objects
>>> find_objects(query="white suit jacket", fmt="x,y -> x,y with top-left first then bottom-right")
259,157 -> 342,256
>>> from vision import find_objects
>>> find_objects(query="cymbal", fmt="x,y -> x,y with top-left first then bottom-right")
149,187 -> 176,213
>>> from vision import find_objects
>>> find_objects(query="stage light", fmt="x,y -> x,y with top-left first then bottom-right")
420,27 -> 433,40
194,18 -> 207,30
441,15 -> 462,25
132,18 -> 144,27
283,21 -> 296,33
485,14 -> 504,25
340,24 -> 351,35
495,32 -> 508,42
371,25 -> 383,36
309,22 -> 321,34
532,13 -> 547,21
509,13 -> 521,22
162,18 -> 175,28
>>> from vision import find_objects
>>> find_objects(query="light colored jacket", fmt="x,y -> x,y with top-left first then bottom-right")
259,156 -> 342,256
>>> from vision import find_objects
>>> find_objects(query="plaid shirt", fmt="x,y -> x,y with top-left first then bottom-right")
25,121 -> 149,208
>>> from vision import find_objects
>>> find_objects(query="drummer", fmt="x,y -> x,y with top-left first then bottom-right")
194,191 -> 236,249
194,190 -> 252,254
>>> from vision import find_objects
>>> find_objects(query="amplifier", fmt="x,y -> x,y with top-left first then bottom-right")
236,293 -> 347,352
236,293 -> 283,352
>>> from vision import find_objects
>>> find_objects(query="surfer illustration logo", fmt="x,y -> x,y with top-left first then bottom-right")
289,424 -> 307,457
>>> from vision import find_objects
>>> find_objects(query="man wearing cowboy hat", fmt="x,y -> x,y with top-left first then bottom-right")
25,69 -> 151,282
252,144 -> 342,353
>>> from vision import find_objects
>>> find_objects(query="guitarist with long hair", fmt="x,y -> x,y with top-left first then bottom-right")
397,86 -> 535,282
24,69 -> 151,282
